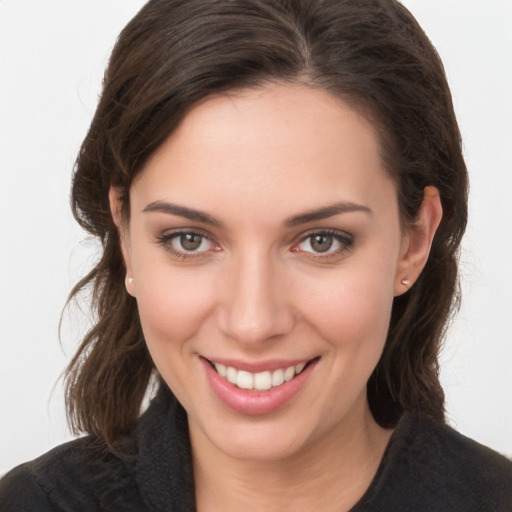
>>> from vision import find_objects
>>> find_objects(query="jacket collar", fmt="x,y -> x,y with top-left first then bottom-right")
135,385 -> 196,512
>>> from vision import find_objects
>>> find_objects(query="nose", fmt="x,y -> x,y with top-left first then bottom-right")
216,250 -> 295,346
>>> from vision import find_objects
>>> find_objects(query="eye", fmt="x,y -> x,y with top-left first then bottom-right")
174,233 -> 209,252
156,230 -> 219,259
293,230 -> 353,257
303,233 -> 335,253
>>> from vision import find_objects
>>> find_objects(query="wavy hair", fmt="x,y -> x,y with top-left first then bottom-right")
65,0 -> 468,446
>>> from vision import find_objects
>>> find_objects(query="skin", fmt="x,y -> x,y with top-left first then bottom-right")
110,83 -> 442,511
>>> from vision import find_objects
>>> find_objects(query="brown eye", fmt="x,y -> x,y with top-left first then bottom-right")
310,234 -> 333,253
157,231 -> 217,257
180,233 -> 203,251
295,230 -> 353,257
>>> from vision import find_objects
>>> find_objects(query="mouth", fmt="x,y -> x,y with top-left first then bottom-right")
202,356 -> 320,415
206,358 -> 318,391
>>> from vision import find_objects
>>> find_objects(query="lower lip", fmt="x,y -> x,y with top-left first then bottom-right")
202,358 -> 318,415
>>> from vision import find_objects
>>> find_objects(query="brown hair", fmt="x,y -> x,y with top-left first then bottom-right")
65,0 -> 468,446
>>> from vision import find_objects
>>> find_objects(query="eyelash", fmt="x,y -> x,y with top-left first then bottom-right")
293,229 -> 354,259
155,228 -> 354,261
155,229 -> 218,260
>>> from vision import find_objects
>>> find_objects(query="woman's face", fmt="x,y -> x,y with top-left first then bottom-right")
119,84 -> 411,461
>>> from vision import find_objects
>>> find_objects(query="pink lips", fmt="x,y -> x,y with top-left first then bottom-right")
202,357 -> 318,415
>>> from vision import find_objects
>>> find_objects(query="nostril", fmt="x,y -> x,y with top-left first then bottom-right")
214,264 -> 296,344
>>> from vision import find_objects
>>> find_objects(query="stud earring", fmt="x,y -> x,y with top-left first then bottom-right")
125,276 -> 135,297
401,278 -> 411,288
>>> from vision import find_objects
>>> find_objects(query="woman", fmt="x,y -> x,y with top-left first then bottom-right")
1,0 -> 511,510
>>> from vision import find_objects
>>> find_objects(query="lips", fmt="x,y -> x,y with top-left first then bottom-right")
202,356 -> 319,415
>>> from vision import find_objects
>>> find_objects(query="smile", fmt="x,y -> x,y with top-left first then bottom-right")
202,356 -> 319,415
209,360 -> 309,391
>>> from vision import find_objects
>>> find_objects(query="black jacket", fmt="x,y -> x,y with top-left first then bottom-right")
1,387 -> 511,511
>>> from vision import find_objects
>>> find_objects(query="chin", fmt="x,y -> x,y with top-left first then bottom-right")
188,407 -> 320,463
214,426 -> 310,462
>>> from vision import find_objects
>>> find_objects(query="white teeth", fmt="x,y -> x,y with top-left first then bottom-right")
295,362 -> 306,373
212,361 -> 309,391
284,366 -> 295,382
254,371 -> 272,391
236,370 -> 253,390
271,369 -> 284,387
226,366 -> 237,384
215,363 -> 227,378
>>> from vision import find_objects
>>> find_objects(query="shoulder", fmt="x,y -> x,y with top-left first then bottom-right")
0,437 -> 99,511
0,388 -> 192,512
357,412 -> 512,511
0,436 -> 145,511
409,413 -> 512,492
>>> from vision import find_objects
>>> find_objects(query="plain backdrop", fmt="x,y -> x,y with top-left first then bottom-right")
1,0 -> 511,476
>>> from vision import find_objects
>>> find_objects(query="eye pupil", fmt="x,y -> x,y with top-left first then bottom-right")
311,234 -> 333,252
180,233 -> 202,251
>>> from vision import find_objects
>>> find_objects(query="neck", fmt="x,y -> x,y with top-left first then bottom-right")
191,400 -> 393,512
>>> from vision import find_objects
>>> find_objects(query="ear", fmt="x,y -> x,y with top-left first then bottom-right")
108,186 -> 136,297
394,186 -> 443,296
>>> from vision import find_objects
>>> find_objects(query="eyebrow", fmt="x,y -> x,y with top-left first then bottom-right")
143,201 -> 223,226
285,202 -> 373,227
143,200 -> 372,228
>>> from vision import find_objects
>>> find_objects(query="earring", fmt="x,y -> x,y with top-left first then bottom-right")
125,276 -> 135,297
401,278 -> 411,288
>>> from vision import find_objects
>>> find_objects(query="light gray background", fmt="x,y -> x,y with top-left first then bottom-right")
1,0 -> 511,475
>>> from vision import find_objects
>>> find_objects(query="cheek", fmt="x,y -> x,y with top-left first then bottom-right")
309,282 -> 392,347
134,264 -> 216,349
297,257 -> 396,358
133,266 -> 220,403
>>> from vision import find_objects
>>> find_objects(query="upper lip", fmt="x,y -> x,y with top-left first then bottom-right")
201,356 -> 318,373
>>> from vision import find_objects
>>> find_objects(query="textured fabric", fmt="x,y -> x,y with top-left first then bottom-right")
1,386 -> 511,511
352,413 -> 512,511
0,388 -> 195,512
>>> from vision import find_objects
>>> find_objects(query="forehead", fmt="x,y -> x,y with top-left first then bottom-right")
132,83 -> 396,221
